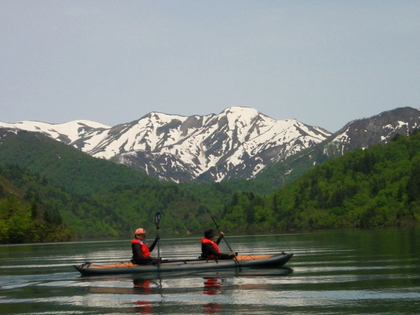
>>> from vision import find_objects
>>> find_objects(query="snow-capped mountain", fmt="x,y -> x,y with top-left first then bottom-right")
3,106 -> 417,184
326,107 -> 420,156
0,107 -> 331,182
0,120 -> 110,147
252,106 -> 420,189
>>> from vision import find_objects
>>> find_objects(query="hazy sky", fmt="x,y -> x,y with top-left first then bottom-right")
1,1 -> 419,132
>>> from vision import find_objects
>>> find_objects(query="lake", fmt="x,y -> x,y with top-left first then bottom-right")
1,227 -> 419,314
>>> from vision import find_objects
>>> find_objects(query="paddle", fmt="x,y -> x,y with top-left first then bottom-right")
210,215 -> 240,268
155,212 -> 161,271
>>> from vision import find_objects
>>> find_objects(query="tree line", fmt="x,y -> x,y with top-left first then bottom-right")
220,131 -> 420,231
1,130 -> 420,243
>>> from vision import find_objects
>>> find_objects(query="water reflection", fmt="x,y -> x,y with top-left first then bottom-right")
133,278 -> 153,293
133,279 -> 153,314
133,279 -> 162,314
203,277 -> 222,314
1,228 -> 419,315
203,277 -> 222,295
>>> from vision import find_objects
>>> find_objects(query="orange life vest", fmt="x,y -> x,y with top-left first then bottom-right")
131,239 -> 150,257
201,237 -> 221,258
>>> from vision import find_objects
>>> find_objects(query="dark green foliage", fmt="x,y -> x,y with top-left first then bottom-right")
1,128 -> 420,243
0,165 -> 72,243
0,162 -> 234,241
0,130 -> 154,194
0,130 -> 238,241
222,130 -> 420,231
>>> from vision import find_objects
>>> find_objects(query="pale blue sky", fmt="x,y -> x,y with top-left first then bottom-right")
1,1 -> 419,132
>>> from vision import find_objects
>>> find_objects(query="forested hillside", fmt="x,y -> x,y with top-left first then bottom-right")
0,130 -> 155,195
0,162 -> 235,242
2,129 -> 420,243
0,164 -> 72,243
220,131 -> 420,232
0,129 -> 244,242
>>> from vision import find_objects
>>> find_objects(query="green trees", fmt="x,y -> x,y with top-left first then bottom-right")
221,192 -> 276,233
1,129 -> 420,243
0,193 -> 72,244
0,164 -> 75,243
218,130 -> 420,232
269,131 -> 420,230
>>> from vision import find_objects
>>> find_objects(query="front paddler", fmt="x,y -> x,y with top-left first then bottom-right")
131,228 -> 160,265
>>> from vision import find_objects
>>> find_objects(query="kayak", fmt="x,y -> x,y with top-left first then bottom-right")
73,252 -> 293,276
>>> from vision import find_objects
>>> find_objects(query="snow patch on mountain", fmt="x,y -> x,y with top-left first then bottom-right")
0,107 -> 332,182
0,120 -> 110,144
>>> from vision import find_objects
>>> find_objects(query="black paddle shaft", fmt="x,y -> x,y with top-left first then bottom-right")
155,212 -> 161,271
210,215 -> 240,268
210,215 -> 235,253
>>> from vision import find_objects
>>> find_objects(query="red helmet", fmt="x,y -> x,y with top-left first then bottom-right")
135,228 -> 146,235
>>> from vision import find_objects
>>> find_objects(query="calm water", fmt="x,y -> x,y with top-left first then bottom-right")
0,228 -> 419,314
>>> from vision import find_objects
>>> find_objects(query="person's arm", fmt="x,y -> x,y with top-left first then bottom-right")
204,243 -> 234,259
216,252 -> 234,258
148,236 -> 160,252
215,232 -> 225,245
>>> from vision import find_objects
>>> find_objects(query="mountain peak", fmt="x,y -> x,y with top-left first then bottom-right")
1,106 -> 419,186
223,106 -> 260,115
0,107 -> 331,182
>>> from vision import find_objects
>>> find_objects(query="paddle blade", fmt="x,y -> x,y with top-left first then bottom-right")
155,212 -> 161,227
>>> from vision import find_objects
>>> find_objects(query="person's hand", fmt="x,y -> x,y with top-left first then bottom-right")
219,231 -> 225,236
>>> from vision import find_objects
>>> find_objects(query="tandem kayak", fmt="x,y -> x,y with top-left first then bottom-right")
74,252 -> 293,276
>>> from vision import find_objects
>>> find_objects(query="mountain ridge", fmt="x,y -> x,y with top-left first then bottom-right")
0,106 -> 331,183
1,106 -> 419,184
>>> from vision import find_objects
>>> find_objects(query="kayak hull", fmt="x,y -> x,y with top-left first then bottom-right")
74,253 -> 293,276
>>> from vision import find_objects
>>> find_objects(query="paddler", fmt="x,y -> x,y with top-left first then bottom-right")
131,228 -> 160,265
200,228 -> 236,259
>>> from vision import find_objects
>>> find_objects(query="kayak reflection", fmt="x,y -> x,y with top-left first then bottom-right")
203,277 -> 222,314
133,278 -> 158,314
133,278 -> 153,293
203,277 -> 222,295
200,268 -> 292,314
